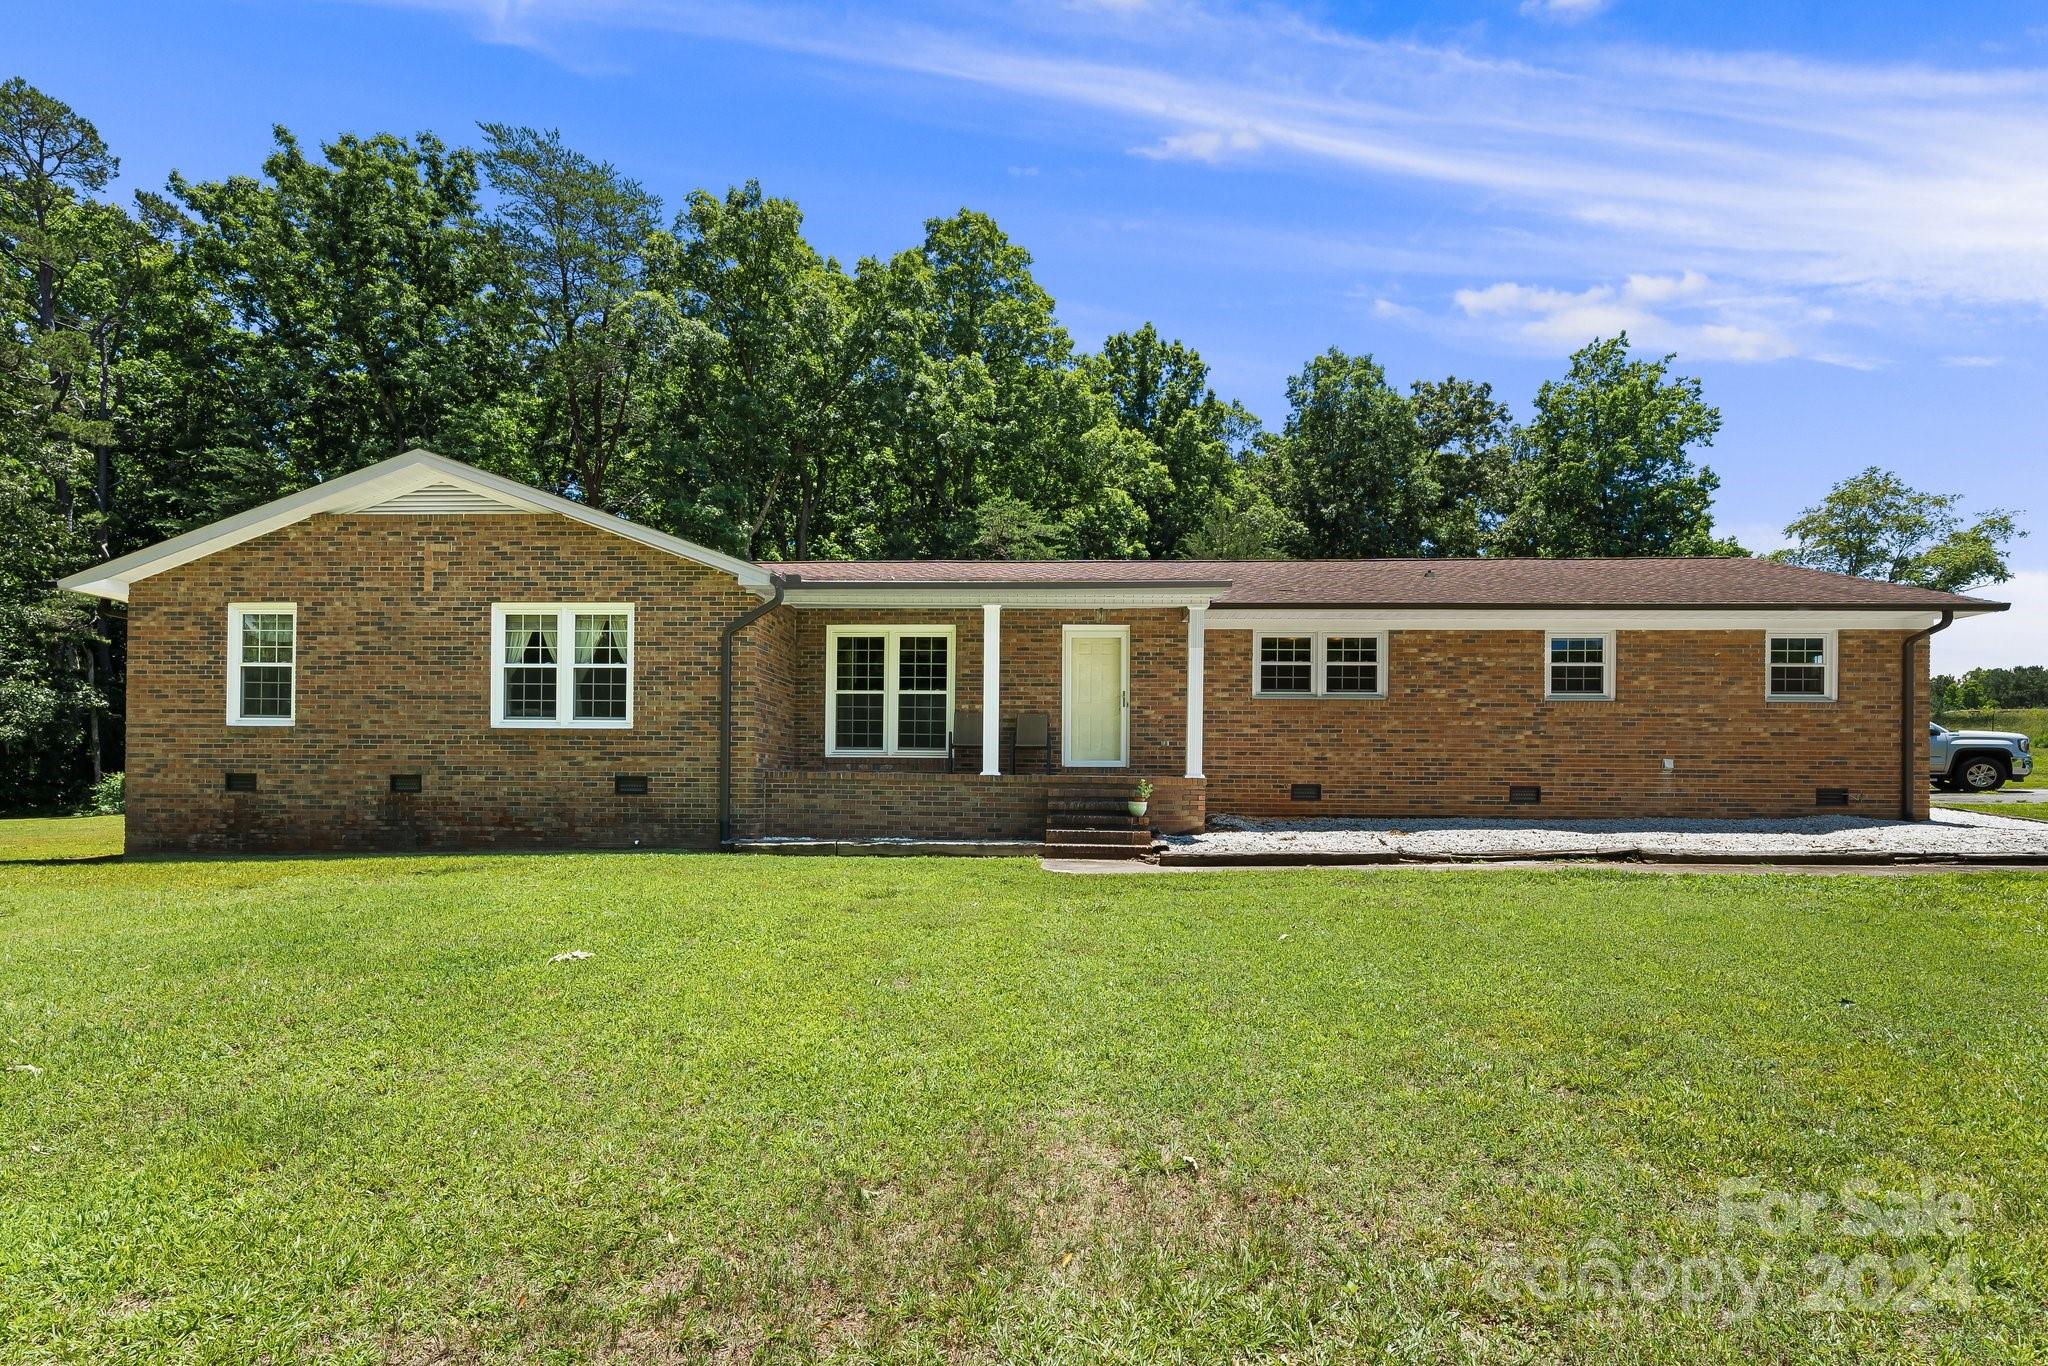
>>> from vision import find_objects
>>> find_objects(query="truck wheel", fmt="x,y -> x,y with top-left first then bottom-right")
1957,756 -> 2009,793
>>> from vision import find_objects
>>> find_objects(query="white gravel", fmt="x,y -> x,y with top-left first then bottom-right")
1162,807 -> 2048,860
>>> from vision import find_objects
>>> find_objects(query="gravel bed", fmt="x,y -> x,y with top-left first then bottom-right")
1162,807 -> 2048,859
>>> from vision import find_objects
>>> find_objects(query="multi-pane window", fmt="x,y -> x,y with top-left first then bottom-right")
826,626 -> 954,755
574,612 -> 630,720
492,605 -> 633,727
1546,633 -> 1612,699
1253,631 -> 1387,698
833,634 -> 885,751
502,613 -> 558,720
1257,635 -> 1314,695
1322,636 -> 1380,695
228,604 -> 295,725
1767,634 -> 1833,700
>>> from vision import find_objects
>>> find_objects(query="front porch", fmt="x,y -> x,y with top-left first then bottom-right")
739,769 -> 1207,842
734,598 -> 1213,843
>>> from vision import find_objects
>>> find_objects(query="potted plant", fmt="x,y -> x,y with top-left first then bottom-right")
1128,779 -> 1153,819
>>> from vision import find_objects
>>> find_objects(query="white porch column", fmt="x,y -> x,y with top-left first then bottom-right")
981,603 -> 1002,775
1185,605 -> 1206,779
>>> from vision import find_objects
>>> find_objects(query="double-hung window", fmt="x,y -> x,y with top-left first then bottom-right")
492,604 -> 633,728
1545,632 -> 1613,700
228,603 -> 296,725
1252,631 -> 1386,698
826,625 -> 954,756
1766,632 -> 1835,701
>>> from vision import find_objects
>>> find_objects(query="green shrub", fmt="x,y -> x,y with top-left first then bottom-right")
88,771 -> 124,815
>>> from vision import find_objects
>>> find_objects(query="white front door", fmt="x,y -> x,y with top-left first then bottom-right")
1063,627 -> 1128,767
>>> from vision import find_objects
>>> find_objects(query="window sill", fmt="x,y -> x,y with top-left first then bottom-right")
1765,695 -> 1837,704
825,749 -> 948,760
1252,691 -> 1385,701
1543,694 -> 1615,703
493,719 -> 634,730
227,717 -> 294,727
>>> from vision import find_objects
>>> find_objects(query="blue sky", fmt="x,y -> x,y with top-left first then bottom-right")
20,0 -> 2047,667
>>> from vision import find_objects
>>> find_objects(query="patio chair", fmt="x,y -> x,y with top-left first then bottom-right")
1013,711 -> 1054,773
948,708 -> 984,773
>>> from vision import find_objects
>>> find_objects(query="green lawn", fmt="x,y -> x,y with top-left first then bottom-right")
2,828 -> 2045,1361
0,813 -> 124,863
1936,800 -> 2048,825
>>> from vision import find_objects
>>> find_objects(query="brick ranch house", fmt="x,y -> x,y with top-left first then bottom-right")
61,450 -> 2005,854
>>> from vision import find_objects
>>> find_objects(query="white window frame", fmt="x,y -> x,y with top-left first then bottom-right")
227,602 -> 297,726
1543,630 -> 1615,701
490,604 -> 635,730
824,624 -> 956,757
1765,630 -> 1838,702
1251,629 -> 1388,699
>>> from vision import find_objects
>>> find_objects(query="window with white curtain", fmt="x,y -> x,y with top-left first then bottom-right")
492,605 -> 634,727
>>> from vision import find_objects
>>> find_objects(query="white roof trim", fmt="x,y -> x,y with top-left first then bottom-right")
1204,608 -> 1953,631
58,449 -> 770,601
778,585 -> 1221,610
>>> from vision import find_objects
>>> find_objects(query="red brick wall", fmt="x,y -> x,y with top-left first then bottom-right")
784,607 -> 1189,777
126,514 -> 761,853
1202,627 -> 1921,821
754,771 -> 1205,840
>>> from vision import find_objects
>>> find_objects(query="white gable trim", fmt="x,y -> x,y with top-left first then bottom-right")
57,449 -> 771,601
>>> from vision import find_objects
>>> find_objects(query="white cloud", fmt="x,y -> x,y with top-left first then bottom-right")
1941,354 -> 2004,367
1370,296 -> 1421,320
1521,0 -> 1610,21
1450,270 -> 1815,361
1937,571 -> 2048,673
1132,127 -> 1261,162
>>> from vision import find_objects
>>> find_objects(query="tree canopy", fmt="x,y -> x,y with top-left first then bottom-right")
0,76 -> 2027,808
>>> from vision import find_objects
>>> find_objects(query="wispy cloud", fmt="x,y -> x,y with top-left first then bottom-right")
1446,270 -> 1832,362
348,0 -> 2048,360
1941,354 -> 2005,367
1520,0 -> 1610,23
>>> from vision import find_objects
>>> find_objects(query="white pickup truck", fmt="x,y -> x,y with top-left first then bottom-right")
1929,722 -> 2034,792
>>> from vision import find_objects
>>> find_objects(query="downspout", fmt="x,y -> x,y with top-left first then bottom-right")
1900,610 -> 1952,821
720,573 -> 786,846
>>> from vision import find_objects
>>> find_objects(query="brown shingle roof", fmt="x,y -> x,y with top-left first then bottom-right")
766,557 -> 2006,611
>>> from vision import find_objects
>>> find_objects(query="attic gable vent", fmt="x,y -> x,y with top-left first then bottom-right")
358,480 -> 530,516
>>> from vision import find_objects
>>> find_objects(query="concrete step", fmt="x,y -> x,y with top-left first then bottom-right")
1041,841 -> 1155,861
1045,826 -> 1152,846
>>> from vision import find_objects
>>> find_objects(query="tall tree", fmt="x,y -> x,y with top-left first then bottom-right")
1408,375 -> 1511,557
480,124 -> 658,510
1772,466 -> 2023,592
1267,348 -> 1434,558
1086,324 -> 1243,559
645,181 -> 885,560
0,78 -> 128,795
167,128 -> 530,508
1494,334 -> 1729,557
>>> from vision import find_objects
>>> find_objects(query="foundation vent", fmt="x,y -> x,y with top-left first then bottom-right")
389,773 -> 423,794
1508,784 -> 1542,806
615,774 -> 650,796
1815,787 -> 1849,808
1290,783 -> 1322,801
224,771 -> 257,793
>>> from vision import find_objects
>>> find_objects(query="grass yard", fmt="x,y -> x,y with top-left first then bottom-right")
0,813 -> 124,864
1936,801 -> 2048,825
2,826 -> 2045,1361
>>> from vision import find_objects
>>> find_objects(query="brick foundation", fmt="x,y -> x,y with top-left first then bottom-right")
752,770 -> 1205,841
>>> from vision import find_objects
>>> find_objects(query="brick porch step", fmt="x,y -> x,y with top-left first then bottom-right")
1046,797 -> 1145,819
1045,826 -> 1152,847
